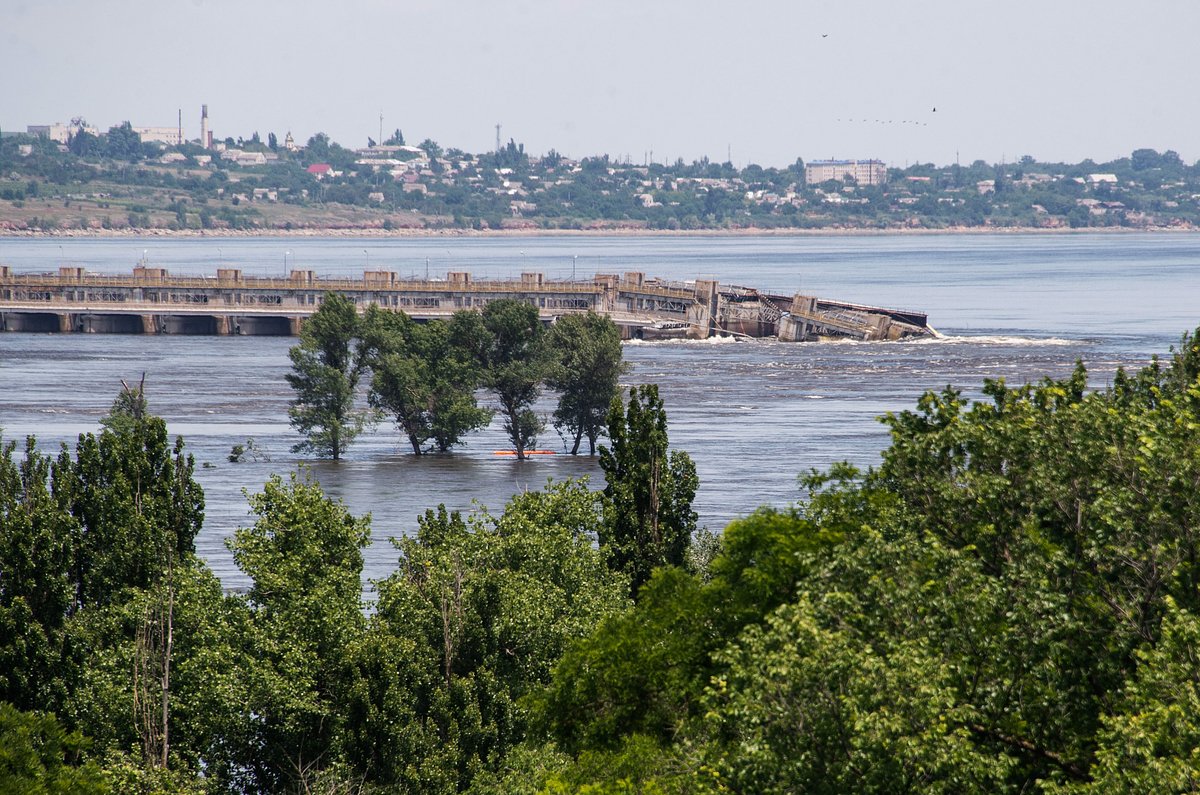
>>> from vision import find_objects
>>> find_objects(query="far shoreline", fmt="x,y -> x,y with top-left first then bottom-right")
2,224 -> 1198,241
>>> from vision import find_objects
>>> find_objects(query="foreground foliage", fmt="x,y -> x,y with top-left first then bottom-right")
6,330 -> 1200,792
527,329 -> 1200,792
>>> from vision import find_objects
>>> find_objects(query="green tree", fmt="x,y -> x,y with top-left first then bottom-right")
286,292 -> 370,460
227,473 -> 370,793
0,387 -> 240,790
546,312 -> 628,455
480,299 -> 547,459
69,129 -> 100,157
534,504 -> 834,757
599,385 -> 698,595
701,600 -> 1013,794
360,306 -> 492,454
418,138 -> 443,159
103,122 -> 143,162
0,703 -> 107,794
1056,599 -> 1200,794
0,437 -> 76,713
344,480 -> 628,791
303,132 -> 331,164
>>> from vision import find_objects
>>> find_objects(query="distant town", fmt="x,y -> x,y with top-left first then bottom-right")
3,109 -> 1199,234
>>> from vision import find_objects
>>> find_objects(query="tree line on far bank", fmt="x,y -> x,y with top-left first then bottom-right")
286,293 -> 627,460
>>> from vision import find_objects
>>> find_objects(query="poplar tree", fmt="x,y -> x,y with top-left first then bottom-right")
599,385 -> 698,596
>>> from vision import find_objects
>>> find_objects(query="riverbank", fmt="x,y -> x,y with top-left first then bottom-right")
4,223 -> 1197,240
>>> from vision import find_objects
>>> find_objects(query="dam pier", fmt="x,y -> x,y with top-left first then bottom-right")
0,265 -> 930,342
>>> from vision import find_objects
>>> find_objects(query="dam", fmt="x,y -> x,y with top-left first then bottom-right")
0,265 -> 930,341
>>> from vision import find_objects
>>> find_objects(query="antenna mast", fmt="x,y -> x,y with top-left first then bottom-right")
495,123 -> 501,153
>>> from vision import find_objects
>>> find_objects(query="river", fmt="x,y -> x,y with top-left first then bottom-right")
1,232 -> 1197,590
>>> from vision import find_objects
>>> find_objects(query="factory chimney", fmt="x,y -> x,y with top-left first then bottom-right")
200,104 -> 209,149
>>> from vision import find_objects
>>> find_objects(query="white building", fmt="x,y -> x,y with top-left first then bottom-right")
133,126 -> 184,146
27,122 -> 98,143
805,159 -> 888,187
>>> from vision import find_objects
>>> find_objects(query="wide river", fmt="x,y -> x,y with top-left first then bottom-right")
2,233 -> 1198,590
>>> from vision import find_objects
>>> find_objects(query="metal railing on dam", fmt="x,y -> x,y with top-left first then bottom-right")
0,265 -> 930,341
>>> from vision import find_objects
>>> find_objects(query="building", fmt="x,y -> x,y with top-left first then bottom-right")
805,159 -> 888,187
133,126 -> 184,146
27,121 -> 98,144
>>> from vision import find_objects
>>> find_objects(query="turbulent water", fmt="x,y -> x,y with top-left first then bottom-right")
2,232 -> 1197,590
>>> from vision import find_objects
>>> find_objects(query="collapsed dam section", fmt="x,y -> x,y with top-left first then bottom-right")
0,265 -> 930,341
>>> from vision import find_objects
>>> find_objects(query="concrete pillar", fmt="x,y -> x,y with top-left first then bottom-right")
778,315 -> 805,342
288,316 -> 304,336
141,314 -> 158,334
214,315 -> 232,336
688,280 -> 719,339
791,294 -> 818,315
57,313 -> 73,333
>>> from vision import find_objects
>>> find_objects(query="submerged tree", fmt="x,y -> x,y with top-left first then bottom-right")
360,306 -> 492,454
286,292 -> 371,460
480,299 -> 548,459
546,312 -> 627,455
599,385 -> 698,596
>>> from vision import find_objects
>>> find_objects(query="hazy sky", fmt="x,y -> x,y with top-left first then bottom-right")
5,0 -> 1198,168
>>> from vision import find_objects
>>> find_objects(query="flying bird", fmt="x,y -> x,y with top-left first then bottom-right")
932,107 -> 937,112
821,33 -> 828,38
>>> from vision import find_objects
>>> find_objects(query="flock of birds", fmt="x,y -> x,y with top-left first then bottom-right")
821,33 -> 937,126
837,118 -> 932,126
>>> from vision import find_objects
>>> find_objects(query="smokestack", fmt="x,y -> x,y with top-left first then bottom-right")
200,104 -> 209,150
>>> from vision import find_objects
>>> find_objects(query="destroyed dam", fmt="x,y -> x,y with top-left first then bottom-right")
0,265 -> 930,342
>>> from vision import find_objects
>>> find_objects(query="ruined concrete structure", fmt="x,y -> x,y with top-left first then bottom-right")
0,266 -> 929,341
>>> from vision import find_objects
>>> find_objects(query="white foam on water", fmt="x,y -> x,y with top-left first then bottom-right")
625,334 -> 745,346
905,334 -> 1078,347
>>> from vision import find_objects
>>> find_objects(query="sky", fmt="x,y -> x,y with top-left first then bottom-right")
4,0 -> 1198,169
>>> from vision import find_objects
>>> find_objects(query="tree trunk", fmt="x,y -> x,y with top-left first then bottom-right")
509,407 -> 526,460
570,428 -> 583,455
161,569 -> 173,768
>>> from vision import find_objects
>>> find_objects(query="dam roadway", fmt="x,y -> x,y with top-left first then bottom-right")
0,265 -> 930,341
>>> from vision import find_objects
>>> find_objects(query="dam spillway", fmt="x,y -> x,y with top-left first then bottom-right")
0,265 -> 930,341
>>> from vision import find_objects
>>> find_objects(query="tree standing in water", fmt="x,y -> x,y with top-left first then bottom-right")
359,306 -> 492,455
480,299 -> 547,460
546,312 -> 627,455
286,292 -> 370,460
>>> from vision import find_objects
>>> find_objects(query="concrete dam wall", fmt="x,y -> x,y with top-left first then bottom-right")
0,265 -> 931,342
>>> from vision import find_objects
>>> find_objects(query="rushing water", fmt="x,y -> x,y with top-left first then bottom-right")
1,232 -> 1198,590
